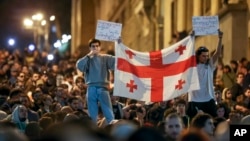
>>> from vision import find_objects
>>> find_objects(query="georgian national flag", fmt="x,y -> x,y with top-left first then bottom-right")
113,36 -> 200,102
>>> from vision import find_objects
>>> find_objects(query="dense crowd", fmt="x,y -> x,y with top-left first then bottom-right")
0,43 -> 250,141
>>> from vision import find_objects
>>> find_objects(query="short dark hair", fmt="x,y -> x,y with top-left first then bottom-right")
196,46 -> 209,56
191,113 -> 213,129
88,38 -> 101,47
195,46 -> 209,64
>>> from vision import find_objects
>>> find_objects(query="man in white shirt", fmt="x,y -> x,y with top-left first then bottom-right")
187,30 -> 223,119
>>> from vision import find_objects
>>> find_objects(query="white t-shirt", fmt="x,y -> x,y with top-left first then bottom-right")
188,60 -> 215,102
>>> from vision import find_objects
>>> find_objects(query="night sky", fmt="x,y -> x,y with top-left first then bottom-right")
0,0 -> 71,51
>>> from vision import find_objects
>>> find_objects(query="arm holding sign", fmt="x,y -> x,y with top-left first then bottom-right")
211,29 -> 223,65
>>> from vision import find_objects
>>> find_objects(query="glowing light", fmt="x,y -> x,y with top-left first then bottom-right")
53,40 -> 62,48
28,44 -> 35,51
8,38 -> 15,46
47,54 -> 54,61
41,20 -> 46,26
32,13 -> 43,21
23,18 -> 34,27
50,15 -> 55,21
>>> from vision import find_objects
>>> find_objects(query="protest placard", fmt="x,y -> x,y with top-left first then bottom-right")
95,20 -> 122,41
192,16 -> 219,36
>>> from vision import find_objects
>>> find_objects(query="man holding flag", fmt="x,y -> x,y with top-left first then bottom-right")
187,30 -> 223,119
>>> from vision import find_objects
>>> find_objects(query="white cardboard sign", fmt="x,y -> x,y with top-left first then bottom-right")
95,20 -> 122,41
192,16 -> 219,36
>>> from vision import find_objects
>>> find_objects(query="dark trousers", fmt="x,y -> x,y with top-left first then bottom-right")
187,99 -> 217,120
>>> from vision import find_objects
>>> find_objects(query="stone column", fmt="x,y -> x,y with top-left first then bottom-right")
211,0 -> 220,15
193,0 -> 202,16
177,0 -> 186,32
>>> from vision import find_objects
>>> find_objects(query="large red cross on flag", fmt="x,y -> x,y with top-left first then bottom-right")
113,36 -> 200,102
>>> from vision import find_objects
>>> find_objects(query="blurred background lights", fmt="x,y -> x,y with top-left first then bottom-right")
53,40 -> 61,48
50,15 -> 55,21
23,18 -> 34,27
8,38 -> 15,46
28,44 -> 35,51
41,20 -> 47,26
47,54 -> 54,61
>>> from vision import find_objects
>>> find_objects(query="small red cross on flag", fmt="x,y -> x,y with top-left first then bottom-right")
126,80 -> 137,92
114,36 -> 200,102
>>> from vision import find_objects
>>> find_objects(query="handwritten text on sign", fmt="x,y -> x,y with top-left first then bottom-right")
95,20 -> 122,41
192,16 -> 219,36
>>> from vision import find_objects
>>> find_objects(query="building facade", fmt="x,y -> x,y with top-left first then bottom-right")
71,0 -> 250,64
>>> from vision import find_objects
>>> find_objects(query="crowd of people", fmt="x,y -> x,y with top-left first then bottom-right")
0,32 -> 250,141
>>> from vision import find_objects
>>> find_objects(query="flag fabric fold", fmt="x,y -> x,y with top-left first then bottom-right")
113,36 -> 200,102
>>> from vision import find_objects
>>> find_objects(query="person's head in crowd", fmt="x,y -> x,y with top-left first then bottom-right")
158,100 -> 168,109
54,86 -> 66,99
70,88 -> 81,97
39,71 -> 49,84
243,87 -> 250,98
11,104 -> 28,133
64,72 -> 74,85
240,57 -> 248,68
110,120 -> 139,141
216,103 -> 228,119
60,83 -> 69,94
214,89 -> 222,103
126,99 -> 137,106
228,110 -> 243,124
177,127 -> 210,141
19,94 -> 32,109
127,127 -> 166,141
241,115 -> 250,125
75,76 -> 86,89
39,116 -> 53,131
25,121 -> 42,141
17,72 -> 26,82
0,127 -> 29,141
174,98 -> 187,116
230,60 -> 238,72
221,87 -> 232,101
41,94 -> 53,107
164,113 -> 184,140
235,72 -> 244,84
31,71 -> 40,82
31,89 -> 43,104
42,112 -> 56,123
21,65 -> 30,76
63,113 -> 79,122
12,104 -> 28,122
8,99 -> 21,113
67,97 -> 79,111
61,105 -> 73,114
191,113 -> 215,137
41,119 -> 109,141
9,88 -> 23,100
213,117 -> 226,129
75,95 -> 85,110
50,101 -> 62,112
73,110 -> 90,121
0,85 -> 10,106
223,65 -> 232,73
10,66 -> 19,78
51,64 -> 59,74
214,121 -> 230,141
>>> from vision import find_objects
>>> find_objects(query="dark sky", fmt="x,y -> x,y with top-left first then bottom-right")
0,0 -> 71,51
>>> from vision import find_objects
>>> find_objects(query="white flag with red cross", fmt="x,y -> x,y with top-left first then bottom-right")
113,36 -> 200,102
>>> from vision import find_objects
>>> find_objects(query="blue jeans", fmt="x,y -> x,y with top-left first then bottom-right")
87,86 -> 114,123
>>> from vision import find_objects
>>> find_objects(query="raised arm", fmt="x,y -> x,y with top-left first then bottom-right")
212,29 -> 223,64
